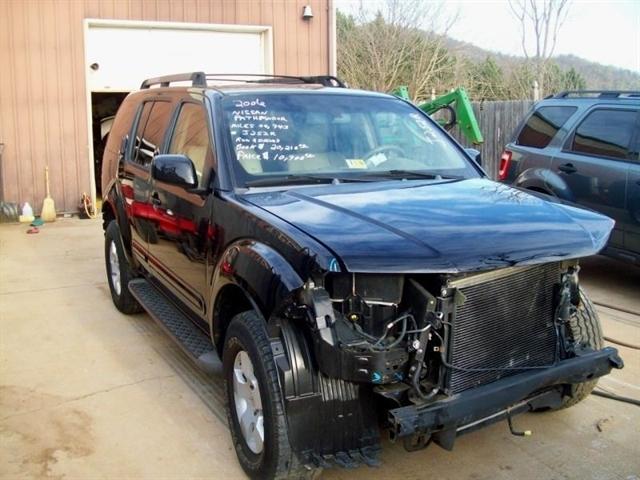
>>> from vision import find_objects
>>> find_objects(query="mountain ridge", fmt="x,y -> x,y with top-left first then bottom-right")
443,37 -> 640,90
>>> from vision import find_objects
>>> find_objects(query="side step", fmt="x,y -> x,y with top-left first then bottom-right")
128,279 -> 223,376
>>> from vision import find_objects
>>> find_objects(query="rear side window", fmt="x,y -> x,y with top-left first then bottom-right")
131,102 -> 153,164
568,109 -> 637,160
516,106 -> 577,148
168,103 -> 212,184
132,101 -> 173,166
106,96 -> 137,154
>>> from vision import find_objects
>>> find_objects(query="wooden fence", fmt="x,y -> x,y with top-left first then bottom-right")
446,100 -> 534,179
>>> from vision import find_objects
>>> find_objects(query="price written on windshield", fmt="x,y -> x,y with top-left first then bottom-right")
230,98 -> 315,163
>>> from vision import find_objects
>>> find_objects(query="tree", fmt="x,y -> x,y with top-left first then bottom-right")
562,67 -> 587,90
505,62 -> 536,100
509,0 -> 571,97
542,63 -> 569,95
337,0 -> 457,101
503,61 -> 587,98
335,0 -> 591,101
469,56 -> 507,100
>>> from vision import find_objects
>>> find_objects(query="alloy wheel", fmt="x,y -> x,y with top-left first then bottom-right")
233,350 -> 264,454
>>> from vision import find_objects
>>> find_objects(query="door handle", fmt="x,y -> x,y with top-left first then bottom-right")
558,163 -> 577,174
150,192 -> 161,206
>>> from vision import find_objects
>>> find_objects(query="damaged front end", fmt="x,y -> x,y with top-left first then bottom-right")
270,260 -> 623,468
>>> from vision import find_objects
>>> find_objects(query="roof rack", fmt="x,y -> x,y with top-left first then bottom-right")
553,90 -> 640,99
140,72 -> 347,89
205,73 -> 346,87
140,72 -> 207,89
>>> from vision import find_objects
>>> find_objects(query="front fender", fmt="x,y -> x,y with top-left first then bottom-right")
211,239 -> 304,326
515,167 -> 574,202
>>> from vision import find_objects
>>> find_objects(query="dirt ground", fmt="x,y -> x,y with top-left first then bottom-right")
1,218 -> 638,480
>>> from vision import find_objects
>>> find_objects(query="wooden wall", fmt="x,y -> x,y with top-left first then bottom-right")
0,0 -> 332,213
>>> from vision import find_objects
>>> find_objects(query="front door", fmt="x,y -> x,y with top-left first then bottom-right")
146,96 -> 217,316
551,107 -> 638,248
125,98 -> 174,264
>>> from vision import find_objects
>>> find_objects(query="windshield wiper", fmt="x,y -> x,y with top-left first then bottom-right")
362,170 -> 458,180
245,174 -> 372,188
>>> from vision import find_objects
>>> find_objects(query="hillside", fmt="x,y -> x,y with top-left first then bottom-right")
444,37 -> 640,90
554,54 -> 640,90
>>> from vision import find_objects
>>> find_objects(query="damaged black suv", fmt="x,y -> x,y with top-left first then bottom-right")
101,72 -> 623,479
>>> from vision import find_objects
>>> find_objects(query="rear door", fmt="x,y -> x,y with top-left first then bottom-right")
551,107 -> 638,248
146,94 -> 218,316
624,124 -> 640,255
508,105 -> 578,183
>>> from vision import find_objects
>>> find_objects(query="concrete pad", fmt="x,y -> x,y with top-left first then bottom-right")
1,219 -> 638,479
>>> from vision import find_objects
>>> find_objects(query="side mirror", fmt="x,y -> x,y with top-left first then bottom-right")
151,154 -> 198,189
465,148 -> 482,166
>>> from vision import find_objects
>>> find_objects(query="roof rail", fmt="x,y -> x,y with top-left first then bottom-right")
140,72 -> 207,89
204,73 -> 347,88
553,90 -> 640,99
140,72 -> 347,90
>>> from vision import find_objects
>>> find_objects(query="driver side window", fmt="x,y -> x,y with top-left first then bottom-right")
168,103 -> 213,186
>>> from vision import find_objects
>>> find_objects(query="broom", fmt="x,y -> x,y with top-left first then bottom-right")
41,166 -> 56,222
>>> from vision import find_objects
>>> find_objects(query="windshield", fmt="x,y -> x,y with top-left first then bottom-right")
222,93 -> 480,187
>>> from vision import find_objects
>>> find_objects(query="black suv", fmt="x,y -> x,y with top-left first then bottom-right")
499,90 -> 640,265
102,73 -> 622,479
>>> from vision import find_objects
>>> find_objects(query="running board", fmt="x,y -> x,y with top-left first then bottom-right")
128,279 -> 222,376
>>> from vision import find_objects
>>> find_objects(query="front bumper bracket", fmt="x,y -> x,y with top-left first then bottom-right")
388,347 -> 623,439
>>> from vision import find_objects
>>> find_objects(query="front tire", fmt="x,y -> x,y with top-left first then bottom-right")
104,220 -> 142,314
555,288 -> 604,409
223,311 -> 318,480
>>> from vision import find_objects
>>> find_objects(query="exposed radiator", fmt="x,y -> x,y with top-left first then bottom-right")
445,263 -> 562,394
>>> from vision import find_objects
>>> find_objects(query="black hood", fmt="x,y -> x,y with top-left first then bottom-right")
242,178 -> 614,273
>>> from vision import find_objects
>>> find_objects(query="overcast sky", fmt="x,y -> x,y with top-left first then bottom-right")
335,0 -> 640,73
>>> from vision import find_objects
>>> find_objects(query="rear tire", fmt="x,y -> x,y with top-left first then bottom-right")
553,288 -> 603,409
223,311 -> 319,480
104,220 -> 143,314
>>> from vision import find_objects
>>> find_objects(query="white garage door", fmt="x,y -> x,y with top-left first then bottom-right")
85,19 -> 273,91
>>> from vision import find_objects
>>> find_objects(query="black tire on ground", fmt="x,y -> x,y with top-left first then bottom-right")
553,287 -> 604,409
104,220 -> 143,314
223,311 -> 319,480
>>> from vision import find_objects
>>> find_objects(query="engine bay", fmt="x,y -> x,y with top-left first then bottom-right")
295,261 -> 583,406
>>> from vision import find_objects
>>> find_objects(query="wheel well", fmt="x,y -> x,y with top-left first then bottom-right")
102,201 -> 116,231
213,284 -> 255,352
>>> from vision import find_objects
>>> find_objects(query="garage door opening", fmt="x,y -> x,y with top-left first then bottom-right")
91,92 -> 128,198
83,18 -> 273,209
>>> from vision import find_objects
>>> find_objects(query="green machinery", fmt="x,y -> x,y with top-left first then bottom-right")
392,86 -> 484,145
